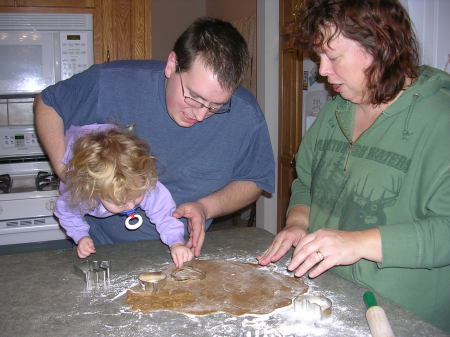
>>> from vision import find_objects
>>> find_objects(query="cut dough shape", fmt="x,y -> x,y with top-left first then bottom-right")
125,260 -> 308,315
171,265 -> 206,281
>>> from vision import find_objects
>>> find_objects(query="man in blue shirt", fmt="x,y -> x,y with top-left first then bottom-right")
34,17 -> 275,256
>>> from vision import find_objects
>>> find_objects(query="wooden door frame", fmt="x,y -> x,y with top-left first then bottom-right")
276,0 -> 304,232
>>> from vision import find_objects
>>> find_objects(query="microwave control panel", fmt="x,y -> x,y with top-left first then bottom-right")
60,32 -> 92,81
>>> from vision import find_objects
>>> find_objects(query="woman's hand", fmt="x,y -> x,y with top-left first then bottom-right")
257,225 -> 307,266
77,236 -> 96,258
172,201 -> 207,258
257,205 -> 310,266
288,227 -> 382,278
170,242 -> 195,269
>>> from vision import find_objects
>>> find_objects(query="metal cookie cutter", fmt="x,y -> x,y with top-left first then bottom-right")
138,271 -> 167,293
294,294 -> 332,321
74,260 -> 111,290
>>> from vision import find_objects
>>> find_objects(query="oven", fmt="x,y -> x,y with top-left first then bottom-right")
0,124 -> 70,251
0,12 -> 93,253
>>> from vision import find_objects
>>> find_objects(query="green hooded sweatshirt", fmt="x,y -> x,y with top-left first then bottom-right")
289,66 -> 450,333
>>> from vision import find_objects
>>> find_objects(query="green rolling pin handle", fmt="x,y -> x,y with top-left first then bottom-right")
364,291 -> 378,308
363,291 -> 395,337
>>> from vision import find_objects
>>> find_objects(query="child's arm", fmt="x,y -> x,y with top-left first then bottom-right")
142,182 -> 188,246
170,242 -> 194,268
54,182 -> 92,249
142,182 -> 195,264
77,236 -> 96,258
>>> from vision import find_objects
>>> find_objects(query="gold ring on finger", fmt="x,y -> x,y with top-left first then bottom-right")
316,250 -> 325,261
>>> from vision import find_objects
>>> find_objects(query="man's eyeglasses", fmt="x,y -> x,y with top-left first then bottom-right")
178,71 -> 232,114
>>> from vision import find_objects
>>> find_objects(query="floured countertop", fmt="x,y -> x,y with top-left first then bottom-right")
0,227 -> 446,337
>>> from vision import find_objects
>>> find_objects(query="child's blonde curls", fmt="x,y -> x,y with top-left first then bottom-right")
64,128 -> 157,210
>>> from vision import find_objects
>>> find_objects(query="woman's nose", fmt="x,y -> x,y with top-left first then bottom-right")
318,56 -> 332,77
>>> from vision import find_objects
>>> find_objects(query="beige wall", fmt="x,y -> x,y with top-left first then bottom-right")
205,0 -> 256,21
151,0 -> 257,62
151,0 -> 206,61
206,0 -> 257,95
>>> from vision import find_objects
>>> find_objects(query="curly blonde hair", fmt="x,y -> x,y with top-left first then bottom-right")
64,128 -> 157,211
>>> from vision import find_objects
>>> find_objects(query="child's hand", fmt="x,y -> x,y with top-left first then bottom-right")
170,242 -> 194,268
77,236 -> 96,258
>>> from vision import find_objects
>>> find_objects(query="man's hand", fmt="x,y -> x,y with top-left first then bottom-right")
172,201 -> 207,257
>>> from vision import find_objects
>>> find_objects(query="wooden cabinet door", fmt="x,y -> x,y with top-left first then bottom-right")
0,1 -> 18,6
0,0 -> 151,63
95,0 -> 151,63
277,0 -> 304,232
12,0 -> 94,7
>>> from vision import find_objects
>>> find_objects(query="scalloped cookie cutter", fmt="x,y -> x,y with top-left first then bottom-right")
294,294 -> 332,321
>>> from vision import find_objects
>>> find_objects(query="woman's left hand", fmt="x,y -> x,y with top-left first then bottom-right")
288,227 -> 382,278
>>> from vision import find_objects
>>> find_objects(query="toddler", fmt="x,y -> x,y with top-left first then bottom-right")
54,124 -> 193,268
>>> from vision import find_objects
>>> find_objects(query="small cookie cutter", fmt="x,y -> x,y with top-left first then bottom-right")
294,294 -> 332,321
170,265 -> 206,281
138,271 -> 167,293
74,260 -> 111,290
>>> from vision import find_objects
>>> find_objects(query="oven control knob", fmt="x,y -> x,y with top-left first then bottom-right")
46,200 -> 56,212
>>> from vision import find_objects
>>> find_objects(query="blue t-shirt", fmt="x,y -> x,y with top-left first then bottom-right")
41,60 -> 275,244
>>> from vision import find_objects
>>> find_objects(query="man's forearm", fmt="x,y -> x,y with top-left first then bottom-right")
197,181 -> 262,219
34,94 -> 66,178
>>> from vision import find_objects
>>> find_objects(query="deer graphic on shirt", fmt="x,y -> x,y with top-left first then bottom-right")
339,176 -> 401,229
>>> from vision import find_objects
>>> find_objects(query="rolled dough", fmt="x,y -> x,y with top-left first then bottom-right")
125,260 -> 308,315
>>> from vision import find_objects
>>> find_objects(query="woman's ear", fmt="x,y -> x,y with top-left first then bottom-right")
164,51 -> 177,78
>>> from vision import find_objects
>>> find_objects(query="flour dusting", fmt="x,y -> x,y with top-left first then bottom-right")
55,251 -> 370,337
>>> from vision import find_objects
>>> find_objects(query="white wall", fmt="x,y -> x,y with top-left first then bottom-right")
404,0 -> 450,72
256,0 -> 279,235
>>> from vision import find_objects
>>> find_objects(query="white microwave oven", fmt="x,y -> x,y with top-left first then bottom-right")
0,13 -> 93,95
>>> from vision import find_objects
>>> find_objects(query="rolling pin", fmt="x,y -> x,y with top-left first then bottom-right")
363,291 -> 395,337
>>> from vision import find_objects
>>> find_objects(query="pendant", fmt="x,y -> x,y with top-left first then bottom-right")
120,207 -> 143,230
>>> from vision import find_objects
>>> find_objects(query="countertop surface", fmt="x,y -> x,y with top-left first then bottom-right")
0,227 -> 446,337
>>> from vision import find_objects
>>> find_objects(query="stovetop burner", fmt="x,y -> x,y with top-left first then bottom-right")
35,171 -> 59,191
0,174 -> 12,194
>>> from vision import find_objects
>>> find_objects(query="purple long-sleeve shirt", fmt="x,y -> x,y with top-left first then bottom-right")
54,124 -> 185,247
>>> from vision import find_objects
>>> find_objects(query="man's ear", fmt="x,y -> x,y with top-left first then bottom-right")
164,51 -> 177,78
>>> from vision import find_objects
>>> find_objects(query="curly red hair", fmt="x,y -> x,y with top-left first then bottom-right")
297,0 -> 419,104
